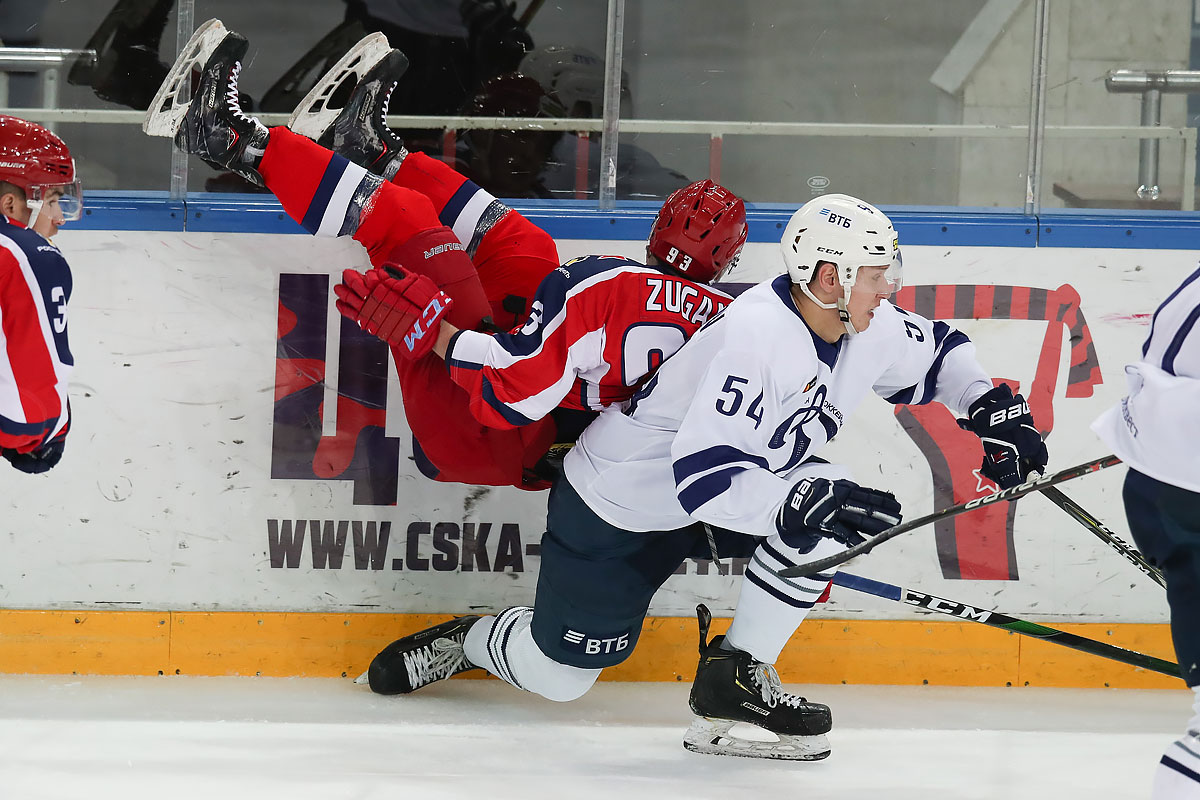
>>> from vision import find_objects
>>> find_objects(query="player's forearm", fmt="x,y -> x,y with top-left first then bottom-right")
433,321 -> 458,359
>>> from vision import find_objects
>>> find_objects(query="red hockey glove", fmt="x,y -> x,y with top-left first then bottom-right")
334,266 -> 453,359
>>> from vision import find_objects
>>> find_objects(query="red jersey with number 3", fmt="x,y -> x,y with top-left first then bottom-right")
444,254 -> 731,429
0,217 -> 73,452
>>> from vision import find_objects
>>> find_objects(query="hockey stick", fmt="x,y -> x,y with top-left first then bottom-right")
777,454 -> 1121,579
1039,485 -> 1166,589
833,572 -> 1180,678
519,0 -> 548,27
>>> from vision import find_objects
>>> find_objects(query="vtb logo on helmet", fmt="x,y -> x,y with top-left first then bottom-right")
0,115 -> 83,224
648,179 -> 748,284
780,193 -> 903,336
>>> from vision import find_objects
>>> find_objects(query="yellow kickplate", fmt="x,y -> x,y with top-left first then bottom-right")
0,610 -> 1179,688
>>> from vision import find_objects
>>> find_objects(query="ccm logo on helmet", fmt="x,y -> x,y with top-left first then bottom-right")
816,246 -> 844,256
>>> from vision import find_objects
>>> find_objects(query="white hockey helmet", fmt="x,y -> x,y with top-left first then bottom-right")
519,45 -> 630,118
780,193 -> 903,335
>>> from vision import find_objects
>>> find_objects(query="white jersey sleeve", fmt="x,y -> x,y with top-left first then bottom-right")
868,302 -> 992,416
1092,265 -> 1200,492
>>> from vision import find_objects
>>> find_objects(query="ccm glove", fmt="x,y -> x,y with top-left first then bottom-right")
776,477 -> 903,553
2,427 -> 67,474
334,265 -> 453,359
958,384 -> 1048,489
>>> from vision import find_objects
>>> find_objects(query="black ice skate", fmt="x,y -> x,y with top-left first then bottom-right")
288,35 -> 411,179
359,615 -> 482,695
142,19 -> 270,186
683,604 -> 832,761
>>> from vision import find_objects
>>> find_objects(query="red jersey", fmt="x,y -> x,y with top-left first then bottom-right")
0,218 -> 73,453
445,255 -> 731,430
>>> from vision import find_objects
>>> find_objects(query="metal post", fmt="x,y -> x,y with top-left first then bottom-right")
169,1 -> 195,202
1106,69 -> 1200,203
1138,88 -> 1162,199
41,69 -> 59,133
598,0 -> 626,210
1023,0 -> 1050,215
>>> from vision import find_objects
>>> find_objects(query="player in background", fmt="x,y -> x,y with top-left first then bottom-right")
361,194 -> 1049,761
142,22 -> 745,491
1092,266 -> 1200,799
0,116 -> 84,475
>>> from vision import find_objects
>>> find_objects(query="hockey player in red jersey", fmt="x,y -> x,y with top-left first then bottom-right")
0,116 -> 84,474
143,22 -> 746,491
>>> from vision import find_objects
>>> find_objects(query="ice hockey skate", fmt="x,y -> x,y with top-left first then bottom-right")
358,615 -> 482,695
683,604 -> 832,761
288,35 -> 410,179
142,19 -> 270,186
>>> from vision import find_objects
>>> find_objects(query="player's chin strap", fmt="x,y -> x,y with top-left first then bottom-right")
797,280 -> 860,337
26,199 -> 42,230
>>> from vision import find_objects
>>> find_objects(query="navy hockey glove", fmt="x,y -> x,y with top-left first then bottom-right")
2,428 -> 67,474
958,384 -> 1048,489
776,477 -> 902,553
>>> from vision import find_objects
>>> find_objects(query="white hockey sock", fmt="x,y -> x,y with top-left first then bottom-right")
724,535 -> 841,664
1153,686 -> 1200,798
463,606 -> 600,702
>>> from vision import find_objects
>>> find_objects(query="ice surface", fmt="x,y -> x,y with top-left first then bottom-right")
0,675 -> 1186,800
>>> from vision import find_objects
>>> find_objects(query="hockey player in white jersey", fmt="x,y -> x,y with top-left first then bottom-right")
1093,266 -> 1200,799
370,194 -> 1048,761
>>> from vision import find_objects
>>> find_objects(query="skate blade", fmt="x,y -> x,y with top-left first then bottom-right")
353,669 -> 370,685
682,717 -> 831,761
142,18 -> 228,137
286,32 -> 393,140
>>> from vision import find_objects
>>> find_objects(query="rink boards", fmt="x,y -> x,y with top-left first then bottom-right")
1,203 -> 1194,687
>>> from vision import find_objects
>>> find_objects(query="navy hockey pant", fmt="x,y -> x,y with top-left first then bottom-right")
1123,468 -> 1200,687
531,476 -> 756,669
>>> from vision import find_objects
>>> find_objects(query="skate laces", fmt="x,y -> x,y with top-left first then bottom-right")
225,62 -> 256,125
402,636 -> 470,687
751,662 -> 808,709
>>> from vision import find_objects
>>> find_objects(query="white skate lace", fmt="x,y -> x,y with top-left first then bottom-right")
379,81 -> 396,124
226,62 -> 253,123
402,636 -> 470,688
751,662 -> 809,709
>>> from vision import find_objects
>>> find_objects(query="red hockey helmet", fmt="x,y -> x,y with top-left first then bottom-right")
647,179 -> 747,283
0,115 -> 82,221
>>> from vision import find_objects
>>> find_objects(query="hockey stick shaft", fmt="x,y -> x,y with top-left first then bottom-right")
777,454 -> 1121,579
832,572 -> 1180,678
519,0 -> 547,26
1040,485 -> 1166,588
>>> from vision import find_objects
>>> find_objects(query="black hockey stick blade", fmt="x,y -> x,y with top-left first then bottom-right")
1039,485 -> 1166,588
832,572 -> 1179,678
778,454 -> 1122,579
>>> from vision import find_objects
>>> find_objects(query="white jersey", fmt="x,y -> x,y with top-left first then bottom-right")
1093,265 -> 1200,492
565,275 -> 994,534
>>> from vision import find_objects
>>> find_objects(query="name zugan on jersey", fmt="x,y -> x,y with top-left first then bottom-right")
643,276 -> 726,326
264,518 -> 749,577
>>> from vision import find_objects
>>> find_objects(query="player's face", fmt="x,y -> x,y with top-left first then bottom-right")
30,190 -> 65,238
845,265 -> 896,331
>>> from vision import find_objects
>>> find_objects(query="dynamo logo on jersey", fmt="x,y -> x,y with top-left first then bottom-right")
768,384 -> 842,473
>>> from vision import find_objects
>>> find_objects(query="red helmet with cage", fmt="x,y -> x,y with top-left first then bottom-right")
647,179 -> 747,283
0,115 -> 82,222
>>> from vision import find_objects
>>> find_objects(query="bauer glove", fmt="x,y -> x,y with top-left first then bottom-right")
334,265 -> 453,359
958,384 -> 1048,489
776,477 -> 902,553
